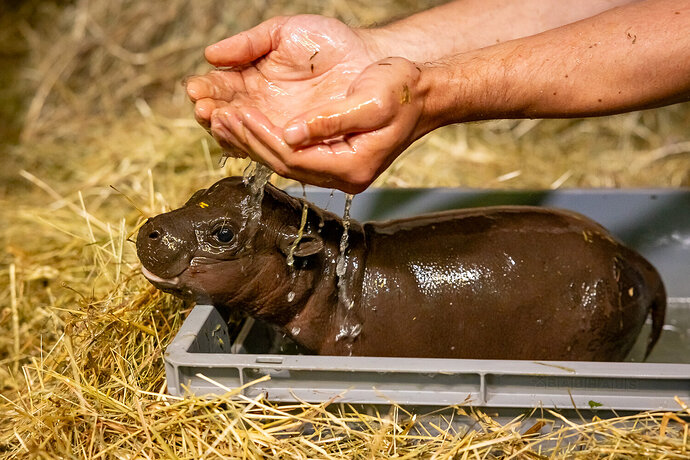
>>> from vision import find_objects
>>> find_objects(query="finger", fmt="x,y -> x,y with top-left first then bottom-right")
205,17 -> 288,67
215,135 -> 248,159
241,108 -> 374,192
194,98 -> 220,129
186,71 -> 245,102
282,86 -> 393,147
292,135 -> 384,194
210,108 -> 249,158
214,106 -> 292,170
240,108 -> 292,157
221,107 -> 293,174
239,106 -> 335,174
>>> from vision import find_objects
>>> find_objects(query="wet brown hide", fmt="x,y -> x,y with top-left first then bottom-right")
136,177 -> 665,361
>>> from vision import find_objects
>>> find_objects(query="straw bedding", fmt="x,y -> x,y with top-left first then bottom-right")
1,0 -> 689,457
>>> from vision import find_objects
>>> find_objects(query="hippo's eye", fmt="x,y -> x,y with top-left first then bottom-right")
212,226 -> 234,244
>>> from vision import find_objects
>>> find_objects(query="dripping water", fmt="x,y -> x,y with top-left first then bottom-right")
219,146 -> 245,167
286,184 -> 309,303
287,200 -> 309,267
317,189 -> 335,231
335,194 -> 353,283
218,152 -> 230,168
324,189 -> 335,211
238,162 -> 273,247
334,194 -> 362,348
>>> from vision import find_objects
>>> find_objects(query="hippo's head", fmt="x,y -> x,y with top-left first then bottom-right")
136,177 -> 327,309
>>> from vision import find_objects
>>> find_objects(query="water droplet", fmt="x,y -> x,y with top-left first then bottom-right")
291,327 -> 301,336
324,189 -> 335,211
287,291 -> 295,303
287,200 -> 309,267
218,152 -> 230,168
335,327 -> 348,342
335,323 -> 362,341
335,194 -> 353,279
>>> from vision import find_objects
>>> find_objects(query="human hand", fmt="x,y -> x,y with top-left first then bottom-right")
228,57 -> 434,193
186,16 -> 441,193
186,15 -> 383,159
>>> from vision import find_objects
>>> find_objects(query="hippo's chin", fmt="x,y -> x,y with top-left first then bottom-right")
141,266 -> 210,303
141,266 -> 181,289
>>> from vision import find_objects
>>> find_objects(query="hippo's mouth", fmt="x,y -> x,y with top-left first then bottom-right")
141,266 -> 181,289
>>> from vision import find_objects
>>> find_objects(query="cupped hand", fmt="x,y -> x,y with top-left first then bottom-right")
222,57 -> 433,193
187,16 -> 438,193
186,15 -> 383,157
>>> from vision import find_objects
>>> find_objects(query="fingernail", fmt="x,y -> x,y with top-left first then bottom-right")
284,121 -> 308,145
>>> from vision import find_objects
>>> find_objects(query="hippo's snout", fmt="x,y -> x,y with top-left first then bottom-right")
137,217 -> 196,280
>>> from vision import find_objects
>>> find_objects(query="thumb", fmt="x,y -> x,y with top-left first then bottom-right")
283,85 -> 394,147
205,17 -> 287,67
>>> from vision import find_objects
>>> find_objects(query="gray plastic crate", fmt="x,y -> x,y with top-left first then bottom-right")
164,188 -> 690,411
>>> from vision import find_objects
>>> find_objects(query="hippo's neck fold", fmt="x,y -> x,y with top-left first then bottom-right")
274,203 -> 369,354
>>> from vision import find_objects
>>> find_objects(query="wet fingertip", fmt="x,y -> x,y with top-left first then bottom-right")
284,121 -> 308,146
204,44 -> 222,63
218,108 -> 237,126
238,109 -> 252,123
186,79 -> 210,100
187,86 -> 199,100
181,74 -> 196,88
194,106 -> 209,124
195,101 -> 216,123
209,108 -> 229,132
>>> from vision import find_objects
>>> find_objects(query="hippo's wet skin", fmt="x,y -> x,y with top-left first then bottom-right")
137,177 -> 665,361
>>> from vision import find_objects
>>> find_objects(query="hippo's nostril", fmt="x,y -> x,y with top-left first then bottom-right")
149,230 -> 160,239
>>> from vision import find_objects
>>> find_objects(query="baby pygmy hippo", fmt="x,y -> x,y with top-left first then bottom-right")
137,177 -> 665,361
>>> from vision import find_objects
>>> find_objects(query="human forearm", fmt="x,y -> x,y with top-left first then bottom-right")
190,0 -> 690,193
418,0 -> 690,131
365,0 -> 638,61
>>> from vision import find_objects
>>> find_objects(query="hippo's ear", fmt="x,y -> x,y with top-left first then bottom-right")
292,235 -> 325,257
279,233 -> 324,258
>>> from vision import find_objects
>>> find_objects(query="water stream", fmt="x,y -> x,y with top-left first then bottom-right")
218,152 -> 230,168
237,165 -> 362,348
334,194 -> 362,348
239,162 -> 273,247
286,201 -> 310,268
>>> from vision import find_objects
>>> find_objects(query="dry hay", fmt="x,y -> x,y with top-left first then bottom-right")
1,0 -> 690,458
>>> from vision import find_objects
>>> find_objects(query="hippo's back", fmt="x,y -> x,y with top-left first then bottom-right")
347,206 -> 664,361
